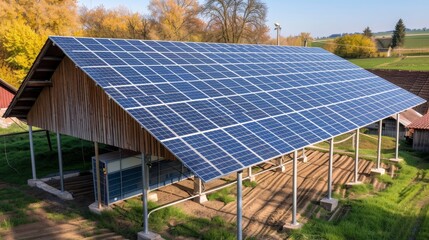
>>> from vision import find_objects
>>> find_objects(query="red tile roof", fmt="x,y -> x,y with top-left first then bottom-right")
408,112 -> 429,130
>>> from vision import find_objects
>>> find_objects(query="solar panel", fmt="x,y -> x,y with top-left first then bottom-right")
50,36 -> 425,182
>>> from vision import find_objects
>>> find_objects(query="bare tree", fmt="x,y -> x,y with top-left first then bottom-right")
203,0 -> 268,43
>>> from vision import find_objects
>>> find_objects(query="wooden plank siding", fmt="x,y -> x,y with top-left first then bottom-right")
413,130 -> 429,152
0,87 -> 14,108
27,57 -> 175,159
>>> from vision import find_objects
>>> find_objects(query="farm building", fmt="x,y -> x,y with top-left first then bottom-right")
407,112 -> 429,152
4,36 -> 424,239
366,69 -> 429,137
0,78 -> 17,128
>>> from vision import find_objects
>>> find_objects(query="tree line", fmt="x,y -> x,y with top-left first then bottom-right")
323,19 -> 407,58
2,0 -> 306,87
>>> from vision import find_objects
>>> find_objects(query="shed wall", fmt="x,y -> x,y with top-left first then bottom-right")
0,87 -> 14,108
27,57 -> 175,158
412,130 -> 429,152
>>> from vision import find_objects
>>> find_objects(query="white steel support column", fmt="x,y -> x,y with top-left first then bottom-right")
95,142 -> 102,209
302,148 -> 308,163
395,113 -> 400,159
142,154 -> 150,234
377,120 -> 382,169
283,150 -> 302,230
354,129 -> 360,182
237,171 -> 243,240
56,132 -> 64,192
328,138 -> 333,199
292,150 -> 298,225
390,113 -> 402,163
320,138 -> 338,212
29,125 -> 37,180
371,120 -> 385,175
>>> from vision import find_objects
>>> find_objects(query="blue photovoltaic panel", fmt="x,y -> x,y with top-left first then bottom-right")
49,36 -> 425,182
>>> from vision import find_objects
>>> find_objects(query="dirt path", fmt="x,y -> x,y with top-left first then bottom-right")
0,185 -> 127,240
163,150 -> 376,239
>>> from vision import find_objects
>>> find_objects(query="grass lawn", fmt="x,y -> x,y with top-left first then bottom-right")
349,56 -> 429,71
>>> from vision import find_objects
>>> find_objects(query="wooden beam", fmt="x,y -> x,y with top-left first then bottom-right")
35,68 -> 56,72
13,106 -> 32,110
42,56 -> 63,61
27,81 -> 52,87
17,97 -> 37,101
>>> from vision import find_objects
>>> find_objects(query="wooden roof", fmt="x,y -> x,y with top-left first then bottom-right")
3,39 -> 64,119
0,78 -> 16,94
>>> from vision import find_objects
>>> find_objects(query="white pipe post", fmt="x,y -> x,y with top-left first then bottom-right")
328,138 -> 334,199
377,120 -> 382,169
395,113 -> 400,159
354,128 -> 360,182
56,132 -> 64,192
237,171 -> 243,240
29,125 -> 37,180
95,142 -> 102,209
292,150 -> 298,225
142,154 -> 150,234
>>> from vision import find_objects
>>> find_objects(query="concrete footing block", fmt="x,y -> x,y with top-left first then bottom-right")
320,198 -> 338,212
148,192 -> 158,202
389,158 -> 403,163
302,156 -> 308,163
137,231 -> 164,240
193,194 -> 208,204
28,179 -> 73,200
345,181 -> 363,188
249,175 -> 256,182
277,165 -> 286,173
88,202 -> 106,215
370,168 -> 385,176
283,222 -> 302,231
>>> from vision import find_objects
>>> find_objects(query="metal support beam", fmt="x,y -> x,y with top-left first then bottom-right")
142,154 -> 150,234
395,113 -> 400,159
292,150 -> 298,225
56,132 -> 64,192
29,125 -> 36,180
354,128 -> 360,182
237,171 -> 243,240
328,138 -> 334,199
377,120 -> 382,169
95,142 -> 102,209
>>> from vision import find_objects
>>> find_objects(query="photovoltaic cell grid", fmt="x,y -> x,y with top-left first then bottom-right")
50,36 -> 425,182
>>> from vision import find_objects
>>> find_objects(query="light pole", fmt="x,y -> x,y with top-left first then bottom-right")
274,23 -> 281,46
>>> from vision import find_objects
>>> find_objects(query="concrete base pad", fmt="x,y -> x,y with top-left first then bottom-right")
302,156 -> 308,163
320,198 -> 338,212
193,194 -> 208,204
137,231 -> 164,240
88,202 -> 106,215
283,222 -> 302,231
345,181 -> 363,188
389,158 -> 403,163
148,192 -> 158,202
371,168 -> 386,176
28,179 -> 73,200
249,175 -> 256,182
277,165 -> 286,172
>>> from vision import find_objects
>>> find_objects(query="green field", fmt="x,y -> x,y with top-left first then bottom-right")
349,57 -> 429,71
404,34 -> 429,49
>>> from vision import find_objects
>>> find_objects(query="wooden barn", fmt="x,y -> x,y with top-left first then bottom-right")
4,36 -> 424,239
366,108 -> 422,138
407,112 -> 429,152
0,78 -> 17,127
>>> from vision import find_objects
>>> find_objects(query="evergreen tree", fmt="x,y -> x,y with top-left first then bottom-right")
391,19 -> 406,48
363,26 -> 373,38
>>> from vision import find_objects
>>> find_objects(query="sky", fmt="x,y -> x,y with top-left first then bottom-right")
78,0 -> 429,38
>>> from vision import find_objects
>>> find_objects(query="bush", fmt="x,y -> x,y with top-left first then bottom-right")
334,34 -> 377,58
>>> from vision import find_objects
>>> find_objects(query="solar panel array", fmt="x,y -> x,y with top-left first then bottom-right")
50,36 -> 425,182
